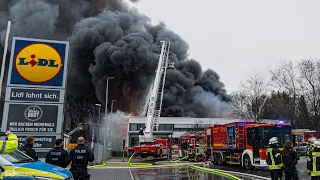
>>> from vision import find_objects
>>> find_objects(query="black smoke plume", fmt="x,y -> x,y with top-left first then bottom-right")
0,0 -> 232,118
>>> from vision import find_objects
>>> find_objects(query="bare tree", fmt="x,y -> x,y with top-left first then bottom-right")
231,92 -> 251,120
233,73 -> 270,122
270,60 -> 299,125
64,96 -> 99,132
298,58 -> 320,127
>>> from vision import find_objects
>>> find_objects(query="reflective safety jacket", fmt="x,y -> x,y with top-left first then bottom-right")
307,144 -> 314,156
0,134 -> 18,154
266,147 -> 284,170
307,147 -> 320,176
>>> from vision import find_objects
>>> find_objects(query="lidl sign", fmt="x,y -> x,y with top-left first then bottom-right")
7,37 -> 69,88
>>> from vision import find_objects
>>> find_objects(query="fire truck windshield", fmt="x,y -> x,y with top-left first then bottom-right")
259,126 -> 292,148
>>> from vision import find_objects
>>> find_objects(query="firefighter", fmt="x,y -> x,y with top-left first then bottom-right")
0,131 -> 18,154
45,139 -> 69,168
67,137 -> 94,180
188,144 -> 195,162
266,137 -> 284,180
282,141 -> 299,180
307,137 -> 317,175
307,140 -> 320,180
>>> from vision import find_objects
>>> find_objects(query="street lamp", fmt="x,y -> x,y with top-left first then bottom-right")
95,104 -> 101,123
95,104 -> 101,143
107,100 -> 116,159
104,76 -> 114,161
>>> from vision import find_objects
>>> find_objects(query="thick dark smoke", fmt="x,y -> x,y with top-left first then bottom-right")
0,0 -> 232,118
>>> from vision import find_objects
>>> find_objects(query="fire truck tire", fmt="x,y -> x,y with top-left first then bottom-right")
217,153 -> 223,166
243,154 -> 254,170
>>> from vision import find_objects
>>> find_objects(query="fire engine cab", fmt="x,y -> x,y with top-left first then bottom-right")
204,122 -> 292,170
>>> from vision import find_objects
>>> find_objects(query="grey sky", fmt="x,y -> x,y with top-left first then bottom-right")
128,0 -> 320,93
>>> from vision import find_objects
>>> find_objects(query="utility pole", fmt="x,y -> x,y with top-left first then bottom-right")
0,21 -> 11,97
104,77 -> 114,161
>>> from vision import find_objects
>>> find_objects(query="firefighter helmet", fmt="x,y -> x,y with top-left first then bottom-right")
308,137 -> 316,143
269,137 -> 278,145
313,140 -> 320,148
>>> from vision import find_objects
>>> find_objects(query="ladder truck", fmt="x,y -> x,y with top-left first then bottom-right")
133,41 -> 174,158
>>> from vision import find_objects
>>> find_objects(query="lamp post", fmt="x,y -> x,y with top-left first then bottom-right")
95,104 -> 101,143
95,104 -> 101,123
104,77 -> 114,161
108,100 -> 116,158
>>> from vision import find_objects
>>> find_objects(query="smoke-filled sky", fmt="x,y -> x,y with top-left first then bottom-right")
128,0 -> 320,92
0,0 -> 233,118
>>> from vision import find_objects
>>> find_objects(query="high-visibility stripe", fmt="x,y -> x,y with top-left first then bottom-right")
0,142 -> 6,154
266,148 -> 283,170
311,152 -> 320,176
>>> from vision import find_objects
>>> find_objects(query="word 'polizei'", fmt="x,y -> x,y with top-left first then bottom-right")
11,92 -> 58,99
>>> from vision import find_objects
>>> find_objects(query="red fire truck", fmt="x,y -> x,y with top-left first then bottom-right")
179,132 -> 205,160
204,122 -> 292,170
292,129 -> 318,145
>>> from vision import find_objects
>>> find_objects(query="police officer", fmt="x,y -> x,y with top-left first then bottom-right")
0,131 -> 19,179
307,140 -> 320,180
45,139 -> 68,168
0,131 -> 18,154
19,136 -> 38,161
67,137 -> 94,180
266,137 -> 284,180
282,141 -> 299,180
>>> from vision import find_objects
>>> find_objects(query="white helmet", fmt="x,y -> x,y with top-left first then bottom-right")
309,137 -> 317,143
313,140 -> 320,148
269,137 -> 278,145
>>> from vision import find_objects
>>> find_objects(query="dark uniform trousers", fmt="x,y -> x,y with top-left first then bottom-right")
67,144 -> 94,180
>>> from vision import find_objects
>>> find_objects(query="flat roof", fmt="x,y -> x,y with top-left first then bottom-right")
128,117 -> 283,125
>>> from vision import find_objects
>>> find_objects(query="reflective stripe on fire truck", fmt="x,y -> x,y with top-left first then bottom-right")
266,148 -> 284,170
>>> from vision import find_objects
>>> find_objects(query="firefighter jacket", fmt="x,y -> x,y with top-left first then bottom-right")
307,143 -> 314,156
307,147 -> 320,176
266,146 -> 284,170
0,134 -> 18,154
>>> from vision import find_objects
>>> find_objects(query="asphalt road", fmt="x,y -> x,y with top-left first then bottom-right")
212,157 -> 309,180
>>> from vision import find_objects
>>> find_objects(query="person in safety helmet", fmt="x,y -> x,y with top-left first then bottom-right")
266,137 -> 284,180
308,140 -> 320,180
307,137 -> 317,175
282,141 -> 299,180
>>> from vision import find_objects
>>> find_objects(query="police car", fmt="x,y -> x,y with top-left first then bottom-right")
0,149 -> 73,179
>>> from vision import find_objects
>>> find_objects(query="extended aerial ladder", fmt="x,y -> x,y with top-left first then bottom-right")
133,41 -> 174,158
140,40 -> 173,143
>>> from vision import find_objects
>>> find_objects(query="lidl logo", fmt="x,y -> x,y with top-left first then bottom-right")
8,37 -> 69,87
15,44 -> 62,83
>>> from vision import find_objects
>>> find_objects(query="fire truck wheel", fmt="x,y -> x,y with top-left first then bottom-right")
217,153 -> 223,165
243,154 -> 254,170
